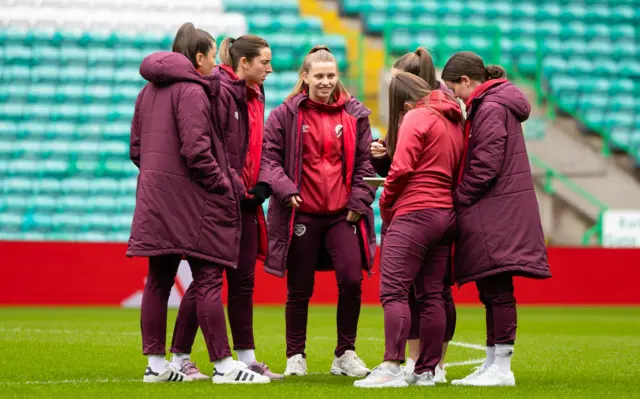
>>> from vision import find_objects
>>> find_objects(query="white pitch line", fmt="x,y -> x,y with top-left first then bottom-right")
445,359 -> 485,367
0,378 -> 139,386
0,328 -> 138,336
448,341 -> 486,351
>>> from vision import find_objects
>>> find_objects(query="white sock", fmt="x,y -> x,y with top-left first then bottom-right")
405,358 -> 416,374
485,346 -> 495,367
494,344 -> 514,373
148,355 -> 166,372
171,353 -> 190,366
214,356 -> 236,374
236,349 -> 256,365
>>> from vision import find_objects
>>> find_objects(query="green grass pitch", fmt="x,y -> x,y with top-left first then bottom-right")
1,306 -> 638,398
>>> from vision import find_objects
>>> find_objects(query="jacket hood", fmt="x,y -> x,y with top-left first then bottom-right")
483,82 -> 531,122
139,52 -> 211,94
217,64 -> 246,99
469,80 -> 531,123
416,90 -> 463,123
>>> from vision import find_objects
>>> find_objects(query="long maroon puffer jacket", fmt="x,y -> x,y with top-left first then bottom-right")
126,52 -> 242,268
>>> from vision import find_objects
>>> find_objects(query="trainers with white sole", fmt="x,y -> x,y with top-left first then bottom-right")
453,364 -> 515,387
435,365 -> 447,383
414,371 -> 436,387
172,359 -> 209,381
353,363 -> 408,388
330,350 -> 370,377
451,362 -> 490,385
143,364 -> 192,383
212,361 -> 270,384
284,354 -> 307,376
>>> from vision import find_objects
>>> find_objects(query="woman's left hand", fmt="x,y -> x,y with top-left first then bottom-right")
346,210 -> 362,223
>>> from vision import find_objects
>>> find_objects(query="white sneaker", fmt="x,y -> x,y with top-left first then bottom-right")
435,365 -> 447,383
353,363 -> 408,388
451,362 -> 489,385
454,364 -> 515,387
330,350 -> 370,377
284,354 -> 307,376
414,371 -> 436,387
212,361 -> 270,384
143,364 -> 192,383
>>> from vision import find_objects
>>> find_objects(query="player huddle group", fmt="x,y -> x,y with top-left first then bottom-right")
128,22 -> 551,388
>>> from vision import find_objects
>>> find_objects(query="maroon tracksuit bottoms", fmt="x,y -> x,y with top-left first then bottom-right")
170,207 -> 258,356
477,273 -> 517,346
381,221 -> 456,343
141,255 -> 231,362
379,208 -> 454,374
286,210 -> 363,358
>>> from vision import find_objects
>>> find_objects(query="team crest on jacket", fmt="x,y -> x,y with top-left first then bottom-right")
335,124 -> 343,138
294,224 -> 306,237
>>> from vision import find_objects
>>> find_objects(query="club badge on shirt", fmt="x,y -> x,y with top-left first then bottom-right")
335,124 -> 343,138
294,224 -> 306,237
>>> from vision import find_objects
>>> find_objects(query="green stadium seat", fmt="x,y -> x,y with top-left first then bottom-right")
560,5 -> 586,21
61,178 -> 91,195
59,46 -> 88,65
0,212 -> 22,232
117,196 -> 136,213
0,121 -> 18,139
58,196 -> 86,213
584,5 -> 610,22
115,48 -> 143,67
3,65 -> 30,83
4,45 -> 31,65
593,59 -> 619,75
73,159 -> 100,175
34,178 -> 61,195
619,60 -> 640,78
27,84 -> 57,103
59,66 -> 88,83
32,65 -> 59,83
91,178 -> 120,195
0,103 -> 25,121
611,24 -> 634,41
87,197 -> 119,213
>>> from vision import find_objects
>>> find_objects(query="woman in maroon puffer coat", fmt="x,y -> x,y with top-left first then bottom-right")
127,23 -> 268,384
441,51 -> 551,387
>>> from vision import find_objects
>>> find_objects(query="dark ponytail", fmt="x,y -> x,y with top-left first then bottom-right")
442,51 -> 507,83
172,22 -> 215,69
485,65 -> 506,80
393,47 -> 438,90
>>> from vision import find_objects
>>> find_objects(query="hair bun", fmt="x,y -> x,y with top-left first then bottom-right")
485,64 -> 507,80
308,45 -> 331,54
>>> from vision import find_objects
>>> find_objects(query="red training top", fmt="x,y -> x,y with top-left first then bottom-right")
298,93 -> 352,214
379,91 -> 464,218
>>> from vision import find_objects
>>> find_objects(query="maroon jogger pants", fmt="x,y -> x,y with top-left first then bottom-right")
141,255 -> 232,362
476,273 -> 517,346
285,211 -> 363,358
379,208 -> 454,374
170,207 -> 259,355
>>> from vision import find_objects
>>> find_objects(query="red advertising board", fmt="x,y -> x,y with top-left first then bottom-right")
1,241 -> 639,306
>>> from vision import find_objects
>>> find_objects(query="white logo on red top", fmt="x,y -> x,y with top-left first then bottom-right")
302,125 -> 309,133
335,124 -> 343,138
